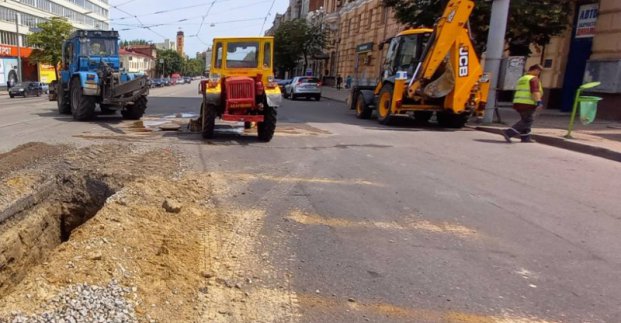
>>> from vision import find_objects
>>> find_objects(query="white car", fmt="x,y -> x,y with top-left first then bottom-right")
284,77 -> 322,101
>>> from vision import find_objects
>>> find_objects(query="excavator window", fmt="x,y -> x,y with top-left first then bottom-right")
395,36 -> 419,72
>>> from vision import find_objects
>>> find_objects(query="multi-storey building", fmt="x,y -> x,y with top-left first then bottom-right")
520,0 -> 621,119
155,39 -> 175,51
0,0 -> 110,86
119,48 -> 156,78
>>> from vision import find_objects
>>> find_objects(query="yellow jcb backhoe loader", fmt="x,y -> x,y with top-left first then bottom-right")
350,0 -> 490,128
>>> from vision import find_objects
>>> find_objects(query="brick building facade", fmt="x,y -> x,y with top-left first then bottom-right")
330,0 -> 402,86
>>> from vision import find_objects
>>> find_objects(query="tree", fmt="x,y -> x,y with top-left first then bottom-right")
26,17 -> 73,80
274,19 -> 326,76
382,0 -> 572,56
156,49 -> 183,76
184,58 -> 205,76
121,39 -> 151,48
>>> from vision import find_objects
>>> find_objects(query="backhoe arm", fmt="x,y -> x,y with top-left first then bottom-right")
408,0 -> 476,98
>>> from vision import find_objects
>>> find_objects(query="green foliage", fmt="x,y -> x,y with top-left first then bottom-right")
26,17 -> 73,79
184,58 -> 205,76
121,39 -> 151,48
156,49 -> 184,76
382,0 -> 572,55
274,19 -> 326,75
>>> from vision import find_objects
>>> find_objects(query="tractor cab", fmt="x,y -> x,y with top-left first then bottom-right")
62,30 -> 120,74
382,29 -> 433,80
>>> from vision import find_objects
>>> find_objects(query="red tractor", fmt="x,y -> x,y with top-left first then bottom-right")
197,37 -> 281,142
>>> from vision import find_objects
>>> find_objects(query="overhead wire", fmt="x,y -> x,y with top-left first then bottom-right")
260,0 -> 277,35
195,0 -> 218,36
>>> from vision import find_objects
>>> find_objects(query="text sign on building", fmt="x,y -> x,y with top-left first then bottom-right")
575,3 -> 599,39
356,43 -> 374,53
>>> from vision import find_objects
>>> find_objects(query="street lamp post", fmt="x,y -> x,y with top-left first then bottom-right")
482,0 -> 511,123
15,12 -> 22,82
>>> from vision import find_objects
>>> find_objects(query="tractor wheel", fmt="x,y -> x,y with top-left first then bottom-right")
258,104 -> 277,142
70,78 -> 96,121
414,111 -> 433,123
201,102 -> 217,139
121,96 -> 147,120
377,84 -> 394,125
355,93 -> 372,119
437,111 -> 470,128
57,82 -> 71,114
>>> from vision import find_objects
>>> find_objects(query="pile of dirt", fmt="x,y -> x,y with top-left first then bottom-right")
0,143 -> 296,322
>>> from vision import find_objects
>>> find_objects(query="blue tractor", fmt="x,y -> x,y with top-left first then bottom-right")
56,30 -> 150,120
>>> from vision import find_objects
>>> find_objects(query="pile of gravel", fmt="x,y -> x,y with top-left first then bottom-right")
1,281 -> 137,323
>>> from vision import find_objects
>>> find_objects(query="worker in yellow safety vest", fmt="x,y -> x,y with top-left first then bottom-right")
502,64 -> 544,143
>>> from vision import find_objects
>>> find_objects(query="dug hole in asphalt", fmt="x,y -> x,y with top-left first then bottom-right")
0,142 -> 295,322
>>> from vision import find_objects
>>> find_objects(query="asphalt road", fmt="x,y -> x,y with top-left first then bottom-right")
2,85 -> 621,322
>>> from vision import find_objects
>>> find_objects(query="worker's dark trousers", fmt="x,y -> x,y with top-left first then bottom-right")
507,108 -> 536,140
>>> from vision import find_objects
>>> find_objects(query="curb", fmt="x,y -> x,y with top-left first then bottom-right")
322,96 -> 346,103
475,126 -> 621,163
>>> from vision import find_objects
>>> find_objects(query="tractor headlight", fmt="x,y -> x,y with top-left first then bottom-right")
208,73 -> 220,88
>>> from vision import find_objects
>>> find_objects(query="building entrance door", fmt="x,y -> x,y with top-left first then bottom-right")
561,3 -> 598,112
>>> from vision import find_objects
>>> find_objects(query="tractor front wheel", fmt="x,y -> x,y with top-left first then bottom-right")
377,84 -> 394,125
355,93 -> 372,119
201,102 -> 217,139
121,96 -> 147,120
258,105 -> 277,142
70,78 -> 96,121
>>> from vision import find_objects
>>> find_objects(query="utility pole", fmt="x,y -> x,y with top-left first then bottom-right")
15,12 -> 22,82
482,0 -> 511,123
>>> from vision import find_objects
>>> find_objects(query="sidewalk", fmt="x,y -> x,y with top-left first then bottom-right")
322,86 -> 350,103
322,86 -> 621,162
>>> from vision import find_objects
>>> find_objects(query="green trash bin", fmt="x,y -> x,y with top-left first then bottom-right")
578,96 -> 602,125
565,82 -> 602,138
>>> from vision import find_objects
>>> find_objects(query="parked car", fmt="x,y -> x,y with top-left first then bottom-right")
151,78 -> 164,88
184,76 -> 192,84
284,77 -> 321,100
37,82 -> 50,94
8,82 -> 42,98
176,77 -> 185,85
163,78 -> 171,86
275,79 -> 292,95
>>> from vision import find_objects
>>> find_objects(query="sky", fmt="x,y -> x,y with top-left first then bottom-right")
109,0 -> 290,57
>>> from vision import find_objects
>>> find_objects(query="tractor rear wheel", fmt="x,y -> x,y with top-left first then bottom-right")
355,93 -> 372,119
201,102 -> 217,139
258,105 -> 277,142
437,111 -> 469,128
121,96 -> 147,120
70,78 -> 96,121
57,82 -> 71,114
377,84 -> 394,125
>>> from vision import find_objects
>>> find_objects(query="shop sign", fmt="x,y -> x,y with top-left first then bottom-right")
575,3 -> 599,39
356,42 -> 374,53
39,64 -> 57,83
0,45 -> 33,58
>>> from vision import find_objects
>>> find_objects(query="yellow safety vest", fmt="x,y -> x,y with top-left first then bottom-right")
513,75 -> 543,105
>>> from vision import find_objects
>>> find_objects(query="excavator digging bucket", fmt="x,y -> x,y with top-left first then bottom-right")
423,61 -> 455,98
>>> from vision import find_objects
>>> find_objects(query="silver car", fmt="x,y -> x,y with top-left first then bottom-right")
284,77 -> 321,101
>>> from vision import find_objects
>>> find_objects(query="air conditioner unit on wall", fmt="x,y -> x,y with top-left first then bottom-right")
583,60 -> 621,93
